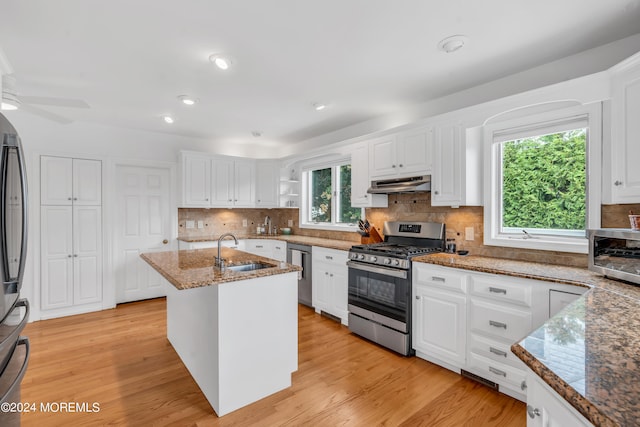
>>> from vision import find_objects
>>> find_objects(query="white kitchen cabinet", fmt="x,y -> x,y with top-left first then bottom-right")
312,247 -> 349,325
605,52 -> 640,203
369,126 -> 433,180
183,153 -> 211,206
412,264 -> 467,370
244,239 -> 275,259
40,156 -> 102,206
526,370 -> 592,427
180,152 -> 256,208
271,241 -> 287,262
350,142 -> 388,208
431,123 -> 482,207
255,161 -> 279,207
40,155 -> 103,317
41,205 -> 102,310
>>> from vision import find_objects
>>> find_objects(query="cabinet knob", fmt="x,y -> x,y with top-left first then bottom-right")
257,199 -> 261,202
614,180 -> 623,186
68,254 -> 73,258
392,164 -> 396,168
526,405 -> 541,419
415,295 -> 420,299
364,194 -> 368,198
325,272 -> 329,275
68,197 -> 72,201
73,254 -> 78,257
399,164 -> 403,167
162,239 -> 169,244
228,199 -> 232,202
330,273 -> 333,277
73,197 -> 78,201
521,380 -> 527,391
434,191 -> 439,195
205,198 -> 209,201
234,199 -> 238,202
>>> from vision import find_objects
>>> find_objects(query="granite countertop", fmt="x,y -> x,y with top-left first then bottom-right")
415,253 -> 640,427
140,247 -> 301,290
178,234 -> 357,251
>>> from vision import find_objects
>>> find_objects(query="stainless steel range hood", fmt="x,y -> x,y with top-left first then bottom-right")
367,175 -> 431,194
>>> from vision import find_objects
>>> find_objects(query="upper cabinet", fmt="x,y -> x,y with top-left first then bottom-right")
431,122 -> 482,207
605,53 -> 640,204
40,156 -> 102,206
180,151 -> 267,208
369,126 -> 433,180
351,142 -> 387,208
255,162 -> 279,208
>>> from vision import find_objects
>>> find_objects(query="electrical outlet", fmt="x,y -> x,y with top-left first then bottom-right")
242,219 -> 248,227
197,220 -> 204,229
465,227 -> 474,241
287,219 -> 293,227
185,220 -> 195,229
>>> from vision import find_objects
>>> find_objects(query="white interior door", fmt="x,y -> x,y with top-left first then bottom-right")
115,165 -> 172,303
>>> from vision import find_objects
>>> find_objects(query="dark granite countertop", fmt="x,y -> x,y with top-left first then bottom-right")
414,253 -> 640,427
140,247 -> 301,290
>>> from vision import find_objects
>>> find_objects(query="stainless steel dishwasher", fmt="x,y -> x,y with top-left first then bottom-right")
286,243 -> 312,307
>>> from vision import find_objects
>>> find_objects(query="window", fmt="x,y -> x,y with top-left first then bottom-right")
484,104 -> 601,253
302,161 -> 362,229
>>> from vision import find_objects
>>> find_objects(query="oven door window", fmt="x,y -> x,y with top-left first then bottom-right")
348,267 -> 409,322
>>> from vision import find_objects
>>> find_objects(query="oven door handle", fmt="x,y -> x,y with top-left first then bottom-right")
347,261 -> 408,279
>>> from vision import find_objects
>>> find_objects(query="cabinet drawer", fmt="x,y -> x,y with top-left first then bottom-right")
244,239 -> 272,251
413,264 -> 466,293
469,274 -> 532,307
468,351 -> 526,390
312,246 -> 348,266
469,299 -> 532,342
468,332 -> 527,370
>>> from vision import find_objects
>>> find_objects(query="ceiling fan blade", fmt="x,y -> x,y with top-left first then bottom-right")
19,103 -> 73,124
19,95 -> 90,109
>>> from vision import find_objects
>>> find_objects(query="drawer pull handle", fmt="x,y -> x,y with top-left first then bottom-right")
521,380 -> 527,391
431,276 -> 446,282
255,245 -> 263,248
489,366 -> 507,377
489,287 -> 507,294
527,405 -> 541,419
489,320 -> 507,329
275,246 -> 281,250
490,347 -> 507,357
326,256 -> 333,260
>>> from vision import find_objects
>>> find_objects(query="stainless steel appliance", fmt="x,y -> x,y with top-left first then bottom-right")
588,228 -> 640,285
347,221 -> 445,355
367,175 -> 431,194
0,113 -> 30,427
287,243 -> 312,307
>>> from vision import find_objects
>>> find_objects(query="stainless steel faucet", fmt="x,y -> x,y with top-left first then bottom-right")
264,215 -> 272,235
215,233 -> 239,269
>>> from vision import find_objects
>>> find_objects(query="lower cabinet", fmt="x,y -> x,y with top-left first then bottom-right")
41,205 -> 102,314
312,247 -> 348,325
525,370 -> 593,426
412,264 -> 467,370
412,262 -> 585,404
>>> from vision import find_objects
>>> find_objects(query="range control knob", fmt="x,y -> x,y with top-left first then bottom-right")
358,254 -> 365,260
383,258 -> 391,265
393,259 -> 400,266
370,256 -> 377,263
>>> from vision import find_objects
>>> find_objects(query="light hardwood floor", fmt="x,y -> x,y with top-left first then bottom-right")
21,298 -> 525,426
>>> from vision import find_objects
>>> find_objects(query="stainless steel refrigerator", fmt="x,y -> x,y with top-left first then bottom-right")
0,113 -> 30,427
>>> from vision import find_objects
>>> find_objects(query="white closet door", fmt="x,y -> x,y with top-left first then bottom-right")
73,206 -> 102,305
73,159 -> 102,205
41,206 -> 73,309
40,156 -> 73,205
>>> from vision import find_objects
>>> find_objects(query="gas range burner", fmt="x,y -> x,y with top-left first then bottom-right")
352,243 -> 441,257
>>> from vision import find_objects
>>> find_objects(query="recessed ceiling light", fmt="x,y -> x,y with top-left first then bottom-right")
313,103 -> 326,111
178,95 -> 198,106
209,54 -> 232,70
162,115 -> 174,124
437,35 -> 469,53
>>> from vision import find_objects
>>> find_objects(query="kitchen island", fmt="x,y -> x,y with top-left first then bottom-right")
141,247 -> 301,416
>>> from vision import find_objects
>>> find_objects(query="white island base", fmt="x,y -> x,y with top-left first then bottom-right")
166,272 -> 298,416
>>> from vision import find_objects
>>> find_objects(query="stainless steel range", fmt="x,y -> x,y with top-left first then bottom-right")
347,221 -> 445,355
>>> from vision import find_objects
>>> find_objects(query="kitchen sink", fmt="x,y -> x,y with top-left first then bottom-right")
225,262 -> 274,272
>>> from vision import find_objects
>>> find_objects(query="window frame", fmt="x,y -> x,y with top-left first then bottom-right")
300,159 -> 363,231
483,103 -> 602,254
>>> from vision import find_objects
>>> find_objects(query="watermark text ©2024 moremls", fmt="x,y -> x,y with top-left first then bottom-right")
0,401 -> 100,413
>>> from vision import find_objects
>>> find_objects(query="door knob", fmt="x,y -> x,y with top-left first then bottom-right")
162,239 -> 169,244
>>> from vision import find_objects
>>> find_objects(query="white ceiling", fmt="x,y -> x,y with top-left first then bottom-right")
1,0 -> 640,149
